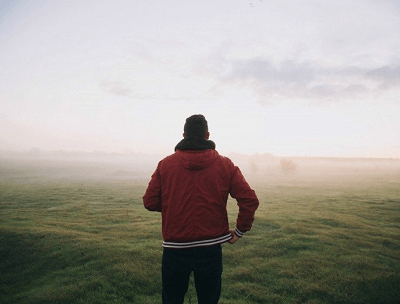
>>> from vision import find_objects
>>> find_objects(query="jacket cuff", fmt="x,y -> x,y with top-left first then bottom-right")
234,228 -> 245,237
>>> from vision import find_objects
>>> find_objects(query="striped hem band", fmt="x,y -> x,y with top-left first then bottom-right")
235,228 -> 245,237
162,233 -> 232,249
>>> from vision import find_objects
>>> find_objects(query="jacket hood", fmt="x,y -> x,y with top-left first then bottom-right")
174,136 -> 218,170
175,149 -> 219,170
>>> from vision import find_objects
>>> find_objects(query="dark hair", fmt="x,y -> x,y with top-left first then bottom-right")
184,114 -> 208,138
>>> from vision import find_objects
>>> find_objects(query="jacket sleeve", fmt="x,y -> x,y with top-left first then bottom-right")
143,165 -> 162,212
229,166 -> 259,237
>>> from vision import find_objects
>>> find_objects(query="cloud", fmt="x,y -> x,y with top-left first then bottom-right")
209,57 -> 400,104
229,59 -> 315,85
366,65 -> 400,89
100,81 -> 132,96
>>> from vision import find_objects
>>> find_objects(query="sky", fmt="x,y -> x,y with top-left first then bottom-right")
1,0 -> 399,158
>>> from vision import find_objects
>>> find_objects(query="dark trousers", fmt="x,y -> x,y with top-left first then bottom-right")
162,245 -> 223,304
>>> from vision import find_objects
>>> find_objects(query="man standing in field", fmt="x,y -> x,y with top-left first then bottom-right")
143,114 -> 259,304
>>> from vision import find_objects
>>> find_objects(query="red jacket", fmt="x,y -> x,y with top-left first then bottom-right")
143,143 -> 259,249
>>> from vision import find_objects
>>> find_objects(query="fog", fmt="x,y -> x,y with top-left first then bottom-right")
1,149 -> 399,184
0,150 -> 159,183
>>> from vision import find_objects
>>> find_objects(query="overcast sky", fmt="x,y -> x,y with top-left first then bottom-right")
1,0 -> 399,158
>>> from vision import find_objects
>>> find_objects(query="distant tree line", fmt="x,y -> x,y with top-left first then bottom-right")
279,159 -> 298,174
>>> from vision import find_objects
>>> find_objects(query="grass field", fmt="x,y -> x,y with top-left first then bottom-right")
1,156 -> 400,303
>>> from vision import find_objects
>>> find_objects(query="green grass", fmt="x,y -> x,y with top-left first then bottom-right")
1,171 -> 400,303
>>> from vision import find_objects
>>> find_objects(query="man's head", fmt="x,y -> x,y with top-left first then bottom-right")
183,114 -> 210,139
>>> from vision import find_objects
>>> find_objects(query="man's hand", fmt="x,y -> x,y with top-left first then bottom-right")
228,230 -> 239,244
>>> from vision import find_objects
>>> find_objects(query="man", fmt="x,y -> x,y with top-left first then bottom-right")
143,114 -> 259,304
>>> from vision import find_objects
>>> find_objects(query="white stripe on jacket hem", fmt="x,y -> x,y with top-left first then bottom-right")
235,228 -> 245,237
162,233 -> 232,249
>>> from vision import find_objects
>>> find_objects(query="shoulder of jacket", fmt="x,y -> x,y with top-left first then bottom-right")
215,154 -> 236,170
163,153 -> 178,161
218,153 -> 233,163
157,153 -> 178,166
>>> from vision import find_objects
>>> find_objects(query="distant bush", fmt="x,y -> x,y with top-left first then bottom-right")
279,159 -> 297,174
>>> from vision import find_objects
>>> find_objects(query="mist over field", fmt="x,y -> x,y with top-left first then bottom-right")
1,148 -> 400,184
